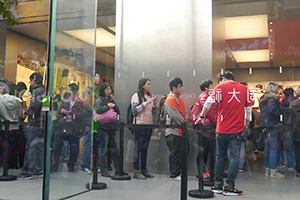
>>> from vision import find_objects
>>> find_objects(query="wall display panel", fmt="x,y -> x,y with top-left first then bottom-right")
114,0 -> 224,178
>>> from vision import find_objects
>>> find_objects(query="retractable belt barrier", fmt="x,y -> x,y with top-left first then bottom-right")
0,120 -> 214,199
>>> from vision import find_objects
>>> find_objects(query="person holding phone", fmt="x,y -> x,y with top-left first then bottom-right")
131,78 -> 157,179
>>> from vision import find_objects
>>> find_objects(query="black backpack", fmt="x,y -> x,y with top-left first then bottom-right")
127,93 -> 140,133
127,103 -> 135,125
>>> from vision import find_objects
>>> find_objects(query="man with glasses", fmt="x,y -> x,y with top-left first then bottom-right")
164,77 -> 186,181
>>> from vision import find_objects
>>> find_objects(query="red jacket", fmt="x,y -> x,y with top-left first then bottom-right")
198,91 -> 217,125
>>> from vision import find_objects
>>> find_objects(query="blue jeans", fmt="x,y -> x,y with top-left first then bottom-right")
22,126 -> 44,174
81,127 -> 91,169
215,132 -> 242,187
276,151 -> 284,165
284,131 -> 295,168
98,129 -> 120,173
227,141 -> 246,170
133,128 -> 152,171
264,128 -> 278,169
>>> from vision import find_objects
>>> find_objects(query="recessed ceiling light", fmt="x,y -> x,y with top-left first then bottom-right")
225,15 -> 269,39
231,50 -> 270,62
64,27 -> 115,47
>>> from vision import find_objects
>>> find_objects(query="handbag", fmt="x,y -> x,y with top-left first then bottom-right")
188,101 -> 210,125
94,109 -> 117,123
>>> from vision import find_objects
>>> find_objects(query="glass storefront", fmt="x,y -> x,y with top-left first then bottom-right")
0,0 -> 300,199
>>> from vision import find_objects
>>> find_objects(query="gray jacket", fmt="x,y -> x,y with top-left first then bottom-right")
164,97 -> 185,136
25,85 -> 46,126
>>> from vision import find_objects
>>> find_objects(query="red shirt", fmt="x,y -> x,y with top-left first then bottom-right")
210,81 -> 253,134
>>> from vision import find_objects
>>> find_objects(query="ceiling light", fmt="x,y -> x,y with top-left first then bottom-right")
231,50 -> 270,62
225,15 -> 269,39
64,27 -> 115,47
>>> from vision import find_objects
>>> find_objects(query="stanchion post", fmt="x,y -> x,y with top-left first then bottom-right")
180,122 -> 188,200
86,130 -> 107,190
3,120 -> 9,177
111,122 -> 131,180
188,124 -> 214,198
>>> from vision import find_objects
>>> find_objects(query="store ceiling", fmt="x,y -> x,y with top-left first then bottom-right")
7,0 -> 300,70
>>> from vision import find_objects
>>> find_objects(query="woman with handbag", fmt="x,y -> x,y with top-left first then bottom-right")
131,78 -> 157,179
94,82 -> 126,177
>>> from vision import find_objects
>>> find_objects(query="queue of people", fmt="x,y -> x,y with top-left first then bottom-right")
0,70 -> 300,197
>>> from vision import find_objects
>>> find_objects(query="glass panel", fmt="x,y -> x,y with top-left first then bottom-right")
48,0 -> 97,199
1,0 -> 300,199
1,1 -> 50,199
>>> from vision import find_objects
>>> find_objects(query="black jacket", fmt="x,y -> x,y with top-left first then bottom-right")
259,92 -> 280,128
290,99 -> 300,141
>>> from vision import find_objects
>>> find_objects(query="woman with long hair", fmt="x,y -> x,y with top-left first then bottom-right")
131,78 -> 157,179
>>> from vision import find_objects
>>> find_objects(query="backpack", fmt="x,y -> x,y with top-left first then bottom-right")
0,94 -> 23,130
157,93 -> 179,125
126,93 -> 140,133
127,103 -> 135,125
188,100 -> 202,124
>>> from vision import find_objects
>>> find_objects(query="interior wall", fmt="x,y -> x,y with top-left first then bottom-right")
5,30 -> 47,82
0,21 -> 7,78
97,63 -> 115,87
231,67 -> 300,84
212,0 -> 225,85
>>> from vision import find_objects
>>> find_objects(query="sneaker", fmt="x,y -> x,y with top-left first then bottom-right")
239,169 -> 244,173
203,172 -> 210,181
169,175 -> 181,181
265,168 -> 270,177
223,186 -> 243,196
270,169 -> 285,178
101,171 -> 111,177
16,173 -> 33,180
80,168 -> 91,175
286,167 -> 294,173
68,166 -> 75,172
141,169 -> 154,178
296,173 -> 300,178
133,170 -> 146,179
211,185 -> 223,194
34,170 -> 43,178
276,164 -> 285,169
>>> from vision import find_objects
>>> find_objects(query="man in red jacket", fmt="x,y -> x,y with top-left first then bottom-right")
198,71 -> 253,196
